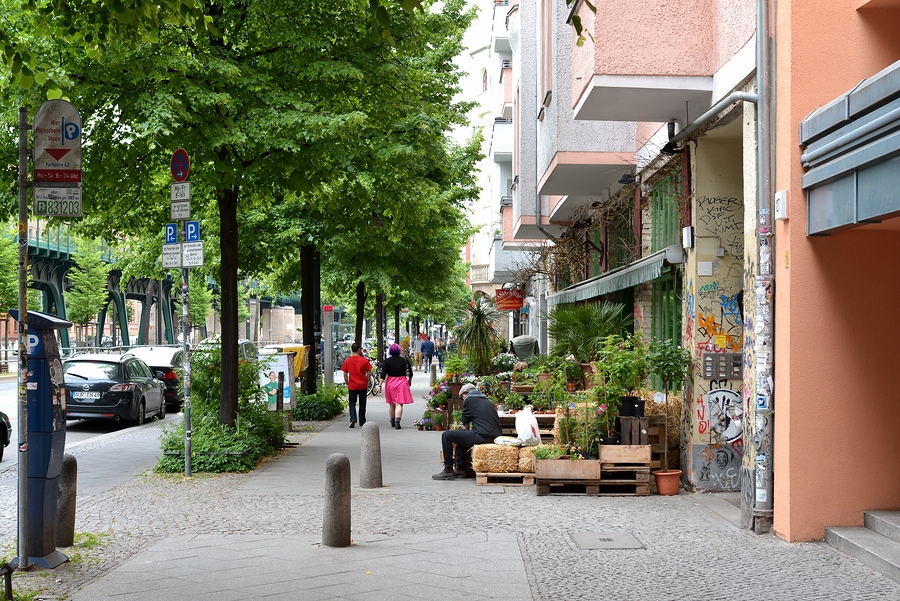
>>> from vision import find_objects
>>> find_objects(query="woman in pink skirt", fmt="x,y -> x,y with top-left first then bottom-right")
380,343 -> 414,429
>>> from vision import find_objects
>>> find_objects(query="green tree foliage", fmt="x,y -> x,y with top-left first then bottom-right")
0,228 -> 18,312
173,271 -> 212,337
65,237 -> 112,344
1,0 -> 479,428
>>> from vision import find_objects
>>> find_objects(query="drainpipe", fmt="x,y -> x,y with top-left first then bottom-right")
751,0 -> 776,535
669,92 -> 760,145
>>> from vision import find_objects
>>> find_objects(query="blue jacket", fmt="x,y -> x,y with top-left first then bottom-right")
421,340 -> 435,355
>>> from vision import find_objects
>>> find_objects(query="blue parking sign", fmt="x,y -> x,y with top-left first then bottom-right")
186,221 -> 200,242
165,223 -> 178,244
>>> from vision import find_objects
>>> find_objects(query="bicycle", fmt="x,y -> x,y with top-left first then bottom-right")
367,358 -> 382,396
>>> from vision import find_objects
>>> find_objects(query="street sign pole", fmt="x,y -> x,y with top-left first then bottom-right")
17,106 -> 30,569
181,254 -> 191,477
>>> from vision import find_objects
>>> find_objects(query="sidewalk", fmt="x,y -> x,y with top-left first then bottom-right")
3,369 -> 900,600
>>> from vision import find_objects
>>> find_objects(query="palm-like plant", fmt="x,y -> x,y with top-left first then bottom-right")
454,297 -> 501,375
545,302 -> 632,363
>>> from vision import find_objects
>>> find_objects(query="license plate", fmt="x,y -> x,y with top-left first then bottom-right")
72,391 -> 101,399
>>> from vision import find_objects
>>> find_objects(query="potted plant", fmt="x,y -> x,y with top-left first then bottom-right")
504,392 -> 526,412
413,420 -> 425,430
648,339 -> 692,495
544,302 -> 632,367
599,333 -> 650,417
444,352 -> 468,393
564,361 -> 583,392
455,297 -> 502,375
451,409 -> 464,429
432,411 -> 444,431
491,352 -> 518,374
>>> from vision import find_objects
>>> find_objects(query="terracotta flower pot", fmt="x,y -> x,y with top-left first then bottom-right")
566,382 -> 578,392
652,469 -> 682,495
435,425 -> 444,431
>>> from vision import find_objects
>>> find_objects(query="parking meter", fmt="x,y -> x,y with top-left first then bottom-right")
10,309 -> 72,568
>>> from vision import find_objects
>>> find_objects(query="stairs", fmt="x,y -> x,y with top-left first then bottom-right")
826,510 -> 900,583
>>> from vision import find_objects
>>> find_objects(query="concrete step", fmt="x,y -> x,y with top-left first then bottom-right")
826,520 -> 900,584
865,510 -> 900,544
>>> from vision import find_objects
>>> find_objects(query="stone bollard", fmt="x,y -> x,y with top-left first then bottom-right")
322,453 -> 351,547
360,423 -> 383,489
429,363 -> 437,386
57,453 -> 77,547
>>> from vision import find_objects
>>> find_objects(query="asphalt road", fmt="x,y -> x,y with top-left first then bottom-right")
0,377 -> 176,469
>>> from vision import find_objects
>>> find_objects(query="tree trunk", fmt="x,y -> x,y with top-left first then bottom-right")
218,186 -> 239,427
394,304 -> 400,342
301,244 -> 318,396
375,293 -> 385,362
355,278 -> 366,347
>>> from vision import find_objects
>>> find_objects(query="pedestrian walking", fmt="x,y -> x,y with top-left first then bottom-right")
341,342 -> 372,428
381,343 -> 414,428
411,334 -> 423,371
435,337 -> 446,371
421,335 -> 435,373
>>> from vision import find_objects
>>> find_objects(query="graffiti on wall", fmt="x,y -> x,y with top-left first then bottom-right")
693,444 -> 742,490
697,196 -> 743,235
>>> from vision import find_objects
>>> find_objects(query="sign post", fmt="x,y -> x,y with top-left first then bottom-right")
166,149 -> 201,477
33,100 -> 83,218
323,305 -> 334,385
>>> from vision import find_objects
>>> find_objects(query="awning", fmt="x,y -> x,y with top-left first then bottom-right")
547,245 -> 685,307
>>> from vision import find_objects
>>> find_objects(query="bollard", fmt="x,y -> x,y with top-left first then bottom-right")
322,453 -> 351,547
429,363 -> 437,386
360,423 -> 383,489
57,454 -> 77,548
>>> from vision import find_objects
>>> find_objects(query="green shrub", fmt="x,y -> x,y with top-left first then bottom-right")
155,344 -> 285,473
292,384 -> 346,420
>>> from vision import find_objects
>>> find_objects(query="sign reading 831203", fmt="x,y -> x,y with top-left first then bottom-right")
34,187 -> 82,217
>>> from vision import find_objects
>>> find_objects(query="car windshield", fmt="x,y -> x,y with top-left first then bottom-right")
64,361 -> 121,381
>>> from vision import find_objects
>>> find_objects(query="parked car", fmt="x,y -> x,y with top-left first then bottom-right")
123,346 -> 184,411
197,336 -> 259,361
0,409 -> 10,462
63,353 -> 166,426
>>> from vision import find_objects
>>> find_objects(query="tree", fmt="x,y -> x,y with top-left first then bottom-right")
173,271 -> 212,341
454,297 -> 502,376
65,237 -> 112,345
2,0 -> 478,427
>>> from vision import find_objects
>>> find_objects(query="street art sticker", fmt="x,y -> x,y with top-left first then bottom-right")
694,444 -> 742,490
707,388 -> 743,443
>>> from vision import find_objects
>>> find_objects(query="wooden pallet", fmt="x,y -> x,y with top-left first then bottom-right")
535,478 -> 650,496
476,472 -> 535,486
536,479 -> 602,496
600,465 -> 651,496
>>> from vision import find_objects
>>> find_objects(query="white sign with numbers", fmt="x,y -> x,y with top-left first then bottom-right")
163,244 -> 182,268
34,187 -> 82,217
171,201 -> 190,220
182,241 -> 204,267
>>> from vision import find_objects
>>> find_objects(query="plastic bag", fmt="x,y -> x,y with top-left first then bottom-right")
493,436 -> 522,446
515,406 -> 541,446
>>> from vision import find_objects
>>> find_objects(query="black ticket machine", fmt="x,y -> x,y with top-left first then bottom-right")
10,309 -> 72,568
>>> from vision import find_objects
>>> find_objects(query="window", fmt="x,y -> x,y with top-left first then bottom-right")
651,276 -> 683,389
481,69 -> 488,93
651,173 -> 682,252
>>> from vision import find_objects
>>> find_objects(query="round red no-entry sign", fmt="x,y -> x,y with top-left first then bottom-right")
171,149 -> 190,182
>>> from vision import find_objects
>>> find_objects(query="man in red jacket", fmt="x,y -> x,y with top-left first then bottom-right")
341,342 -> 372,428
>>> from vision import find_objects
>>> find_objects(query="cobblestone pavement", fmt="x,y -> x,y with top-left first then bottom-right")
1,384 -> 899,599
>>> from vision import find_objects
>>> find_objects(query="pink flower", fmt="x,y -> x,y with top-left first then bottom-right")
597,404 -> 607,416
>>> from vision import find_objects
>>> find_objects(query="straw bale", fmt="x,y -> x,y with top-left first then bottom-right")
518,446 -> 536,473
471,444 -> 519,473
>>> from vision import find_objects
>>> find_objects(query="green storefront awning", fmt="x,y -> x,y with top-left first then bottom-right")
547,245 -> 685,307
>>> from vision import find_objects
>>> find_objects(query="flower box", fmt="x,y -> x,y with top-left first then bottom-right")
533,458 -> 601,480
599,445 -> 651,464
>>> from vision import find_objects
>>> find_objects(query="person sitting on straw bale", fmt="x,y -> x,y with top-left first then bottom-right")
432,383 -> 502,480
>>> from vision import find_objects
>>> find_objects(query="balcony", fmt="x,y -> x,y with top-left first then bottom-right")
470,264 -> 491,284
569,0 -> 755,124
492,119 -> 513,162
492,0 -> 511,52
489,239 -> 537,283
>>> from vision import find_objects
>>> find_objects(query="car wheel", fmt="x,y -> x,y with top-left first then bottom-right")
158,398 -> 166,420
135,400 -> 146,426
